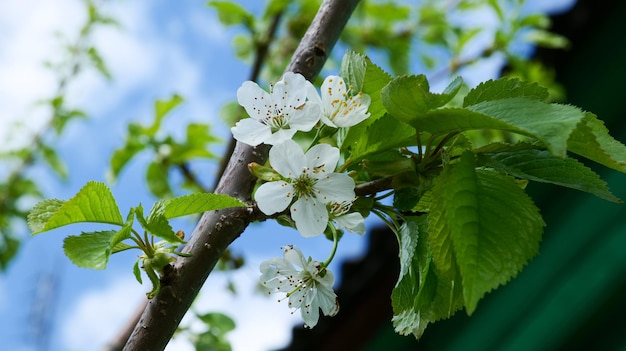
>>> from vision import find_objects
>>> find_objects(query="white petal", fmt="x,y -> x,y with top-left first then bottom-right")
315,173 -> 356,203
237,81 -> 271,120
269,140 -> 305,178
287,102 -> 320,132
334,212 -> 366,234
265,127 -> 298,146
255,181 -> 293,215
333,93 -> 371,127
305,143 -> 339,173
231,118 -> 272,146
291,196 -> 328,237
321,75 -> 347,107
283,245 -> 308,270
301,289 -> 321,328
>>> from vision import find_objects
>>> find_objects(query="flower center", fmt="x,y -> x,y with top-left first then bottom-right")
263,106 -> 289,132
292,169 -> 317,198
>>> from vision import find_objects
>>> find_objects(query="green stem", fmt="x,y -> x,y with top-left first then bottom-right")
322,224 -> 340,268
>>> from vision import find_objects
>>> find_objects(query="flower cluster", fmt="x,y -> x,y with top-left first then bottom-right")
260,245 -> 339,328
232,72 -> 371,327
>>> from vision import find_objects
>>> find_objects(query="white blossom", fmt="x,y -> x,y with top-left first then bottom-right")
232,72 -> 320,146
328,201 -> 366,235
260,245 -> 339,328
311,75 -> 371,128
254,139 -> 356,237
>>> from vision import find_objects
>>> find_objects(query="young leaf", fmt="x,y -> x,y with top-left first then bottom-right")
135,204 -> 181,244
143,94 -> 184,137
133,260 -> 143,284
63,231 -> 117,270
463,77 -> 550,106
111,208 -> 136,247
429,152 -> 544,314
381,74 -> 462,123
29,181 -> 124,234
146,161 -> 173,199
478,148 -> 621,202
340,50 -> 367,92
152,193 -> 246,220
208,1 -> 255,30
567,112 -> 626,173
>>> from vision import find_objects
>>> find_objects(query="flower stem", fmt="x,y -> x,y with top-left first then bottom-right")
322,224 -> 340,268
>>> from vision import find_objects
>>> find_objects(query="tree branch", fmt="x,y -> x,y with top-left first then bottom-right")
122,1 -> 360,350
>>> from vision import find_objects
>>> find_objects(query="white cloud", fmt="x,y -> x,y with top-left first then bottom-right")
61,276 -> 145,350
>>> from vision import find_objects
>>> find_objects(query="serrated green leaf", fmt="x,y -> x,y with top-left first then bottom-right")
429,152 -> 544,314
153,193 -> 246,220
136,204 -> 181,244
415,98 -> 584,157
63,231 -> 116,269
568,112 -> 626,173
29,182 -> 123,234
463,78 -> 550,106
340,50 -> 367,92
382,75 -> 462,123
478,149 -> 621,202
28,199 -> 64,233
112,242 -> 134,254
391,216 -> 464,338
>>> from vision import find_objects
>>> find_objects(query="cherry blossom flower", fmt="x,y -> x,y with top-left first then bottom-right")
254,139 -> 356,237
260,245 -> 339,328
232,72 -> 321,146
311,75 -> 371,128
328,201 -> 366,235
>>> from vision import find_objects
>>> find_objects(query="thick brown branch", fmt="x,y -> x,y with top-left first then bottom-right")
122,1 -> 360,350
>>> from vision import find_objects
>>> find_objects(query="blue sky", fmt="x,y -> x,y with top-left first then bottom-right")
0,0 -> 575,350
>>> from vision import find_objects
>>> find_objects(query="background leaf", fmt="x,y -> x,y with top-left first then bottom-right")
463,77 -> 550,106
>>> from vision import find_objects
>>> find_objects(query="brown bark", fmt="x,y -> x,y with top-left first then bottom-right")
121,1 -> 360,350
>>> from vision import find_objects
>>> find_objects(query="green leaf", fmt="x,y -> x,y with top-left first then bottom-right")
0,235 -> 20,271
524,29 -> 569,49
340,50 -> 367,92
29,182 -> 123,234
463,78 -> 550,106
109,130 -> 146,180
391,216 -> 464,338
133,260 -> 142,284
382,75 -> 462,123
135,204 -> 181,244
414,99 -> 585,157
40,143 -> 68,179
111,208 -> 136,247
63,231 -> 116,269
143,94 -> 184,137
28,199 -> 64,233
429,152 -> 544,313
343,113 -> 415,164
208,1 -> 255,30
146,161 -> 173,199
153,193 -> 246,220
478,148 -> 621,202
567,112 -> 626,173
87,47 -> 112,80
